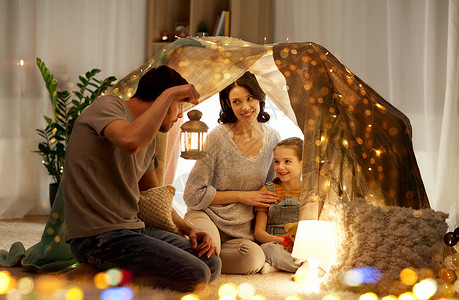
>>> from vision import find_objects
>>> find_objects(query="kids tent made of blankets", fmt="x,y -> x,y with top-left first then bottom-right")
111,36 -> 431,219
0,37 -> 430,273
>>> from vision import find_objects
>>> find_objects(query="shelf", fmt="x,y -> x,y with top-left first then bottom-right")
147,0 -> 273,58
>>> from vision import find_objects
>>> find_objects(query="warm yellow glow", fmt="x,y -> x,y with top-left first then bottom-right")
17,276 -> 34,294
181,294 -> 200,300
66,286 -> 84,300
400,268 -> 418,285
358,292 -> 378,300
0,271 -> 12,294
35,276 -> 66,297
398,292 -> 416,300
248,295 -> 266,300
218,283 -> 237,299
323,294 -> 341,300
285,295 -> 302,300
19,59 -> 24,66
94,272 -> 109,289
412,278 -> 437,300
380,295 -> 397,300
237,282 -> 255,299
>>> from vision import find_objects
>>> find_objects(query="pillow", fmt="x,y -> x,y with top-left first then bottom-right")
138,185 -> 181,235
321,198 -> 448,296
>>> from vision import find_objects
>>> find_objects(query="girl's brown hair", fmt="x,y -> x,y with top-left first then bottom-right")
275,137 -> 303,161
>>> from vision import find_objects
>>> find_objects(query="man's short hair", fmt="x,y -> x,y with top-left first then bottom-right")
132,65 -> 188,102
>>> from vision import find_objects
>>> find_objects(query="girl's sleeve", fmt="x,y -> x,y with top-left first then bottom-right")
183,131 -> 218,210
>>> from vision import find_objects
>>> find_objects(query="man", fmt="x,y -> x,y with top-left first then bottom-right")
64,66 -> 221,292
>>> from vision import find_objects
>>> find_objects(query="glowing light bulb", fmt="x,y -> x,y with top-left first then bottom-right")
218,283 -> 237,299
413,278 -> 437,300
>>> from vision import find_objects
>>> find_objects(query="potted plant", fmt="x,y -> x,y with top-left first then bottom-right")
35,57 -> 117,205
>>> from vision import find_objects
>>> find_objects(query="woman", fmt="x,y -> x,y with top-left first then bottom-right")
184,71 -> 281,274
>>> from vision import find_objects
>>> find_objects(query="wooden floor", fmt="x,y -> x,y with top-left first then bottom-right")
0,215 -> 48,224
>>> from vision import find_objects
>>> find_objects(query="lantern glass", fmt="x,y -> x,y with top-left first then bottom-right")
180,110 -> 208,160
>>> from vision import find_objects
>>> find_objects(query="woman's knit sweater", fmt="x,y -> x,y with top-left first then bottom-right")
184,123 -> 281,240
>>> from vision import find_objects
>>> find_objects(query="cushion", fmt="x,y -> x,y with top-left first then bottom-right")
321,198 -> 448,296
138,185 -> 181,235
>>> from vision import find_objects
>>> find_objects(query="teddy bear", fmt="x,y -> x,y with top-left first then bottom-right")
281,222 -> 298,253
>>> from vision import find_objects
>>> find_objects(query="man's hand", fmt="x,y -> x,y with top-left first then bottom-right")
188,228 -> 218,259
166,84 -> 200,106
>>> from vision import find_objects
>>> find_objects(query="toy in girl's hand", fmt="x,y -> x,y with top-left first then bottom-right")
281,222 -> 298,253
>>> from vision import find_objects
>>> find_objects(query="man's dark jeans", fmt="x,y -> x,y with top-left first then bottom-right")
69,227 -> 221,292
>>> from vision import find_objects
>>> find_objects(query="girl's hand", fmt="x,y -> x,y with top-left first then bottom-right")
240,191 -> 278,207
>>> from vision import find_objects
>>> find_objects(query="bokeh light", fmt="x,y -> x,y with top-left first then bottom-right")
322,293 -> 340,300
0,271 -> 13,294
355,267 -> 381,283
100,286 -> 134,300
66,286 -> 84,300
344,269 -> 364,286
34,275 -> 66,297
237,282 -> 255,299
248,295 -> 266,300
16,276 -> 34,294
6,289 -> 22,300
358,292 -> 378,300
380,295 -> 397,300
400,268 -> 418,285
181,294 -> 199,300
412,278 -> 437,300
398,292 -> 416,300
285,295 -> 303,300
218,283 -> 237,299
105,268 -> 123,286
94,272 -> 110,289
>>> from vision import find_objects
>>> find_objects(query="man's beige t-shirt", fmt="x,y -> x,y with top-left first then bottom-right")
64,95 -> 157,241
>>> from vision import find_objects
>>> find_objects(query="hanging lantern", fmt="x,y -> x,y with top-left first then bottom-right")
180,110 -> 208,160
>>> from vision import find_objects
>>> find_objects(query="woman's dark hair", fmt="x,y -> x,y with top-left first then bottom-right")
132,65 -> 188,102
218,71 -> 270,124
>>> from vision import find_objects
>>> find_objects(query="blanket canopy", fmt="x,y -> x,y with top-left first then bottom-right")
108,36 -> 430,220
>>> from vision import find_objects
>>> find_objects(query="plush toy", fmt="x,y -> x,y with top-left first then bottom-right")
281,222 -> 298,253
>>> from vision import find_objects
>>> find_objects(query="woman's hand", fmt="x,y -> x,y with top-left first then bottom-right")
189,228 -> 219,259
239,191 -> 278,207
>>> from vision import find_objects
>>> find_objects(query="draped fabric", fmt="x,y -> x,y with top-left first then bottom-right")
273,0 -> 459,228
0,0 -> 148,218
107,36 -> 431,220
272,42 -> 430,220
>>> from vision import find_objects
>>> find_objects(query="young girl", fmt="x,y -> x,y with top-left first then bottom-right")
254,137 -> 303,274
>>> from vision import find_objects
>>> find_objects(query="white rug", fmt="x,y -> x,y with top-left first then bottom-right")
0,222 -> 361,299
